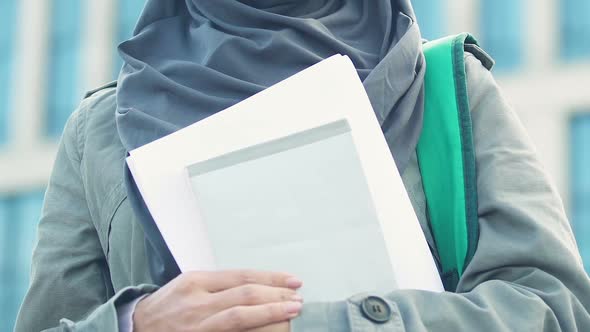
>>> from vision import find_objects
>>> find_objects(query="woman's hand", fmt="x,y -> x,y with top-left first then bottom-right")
133,270 -> 303,332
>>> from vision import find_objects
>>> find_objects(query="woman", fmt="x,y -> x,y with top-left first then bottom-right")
15,0 -> 590,331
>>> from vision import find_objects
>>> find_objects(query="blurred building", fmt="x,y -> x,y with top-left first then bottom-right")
0,1 -> 145,329
0,0 -> 589,330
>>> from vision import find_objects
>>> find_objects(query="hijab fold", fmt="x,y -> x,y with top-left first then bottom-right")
116,0 -> 425,285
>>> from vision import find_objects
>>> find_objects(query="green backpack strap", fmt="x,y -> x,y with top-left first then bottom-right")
417,33 -> 486,292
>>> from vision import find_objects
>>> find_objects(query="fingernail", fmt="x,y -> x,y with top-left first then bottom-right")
286,277 -> 303,288
291,294 -> 303,302
284,301 -> 302,314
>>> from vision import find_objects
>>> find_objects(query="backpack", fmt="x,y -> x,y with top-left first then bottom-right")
419,33 -> 493,292
85,33 -> 491,292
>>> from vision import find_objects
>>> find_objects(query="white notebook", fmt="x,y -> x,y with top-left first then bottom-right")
127,55 -> 444,301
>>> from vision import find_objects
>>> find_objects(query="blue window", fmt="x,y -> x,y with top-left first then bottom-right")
0,200 -> 9,321
0,192 -> 44,332
412,0 -> 445,40
561,0 -> 590,60
0,0 -> 17,145
480,0 -> 523,71
113,0 -> 146,77
571,114 -> 590,274
46,0 -> 83,138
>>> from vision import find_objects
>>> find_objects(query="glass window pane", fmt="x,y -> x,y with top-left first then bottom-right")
15,192 -> 44,276
413,0 -> 445,40
571,114 -> 590,274
0,0 -> 17,145
0,198 -> 9,282
113,0 -> 146,78
0,192 -> 44,332
480,0 -> 523,71
0,197 -> 6,245
46,0 -> 84,138
0,198 -> 11,331
561,0 -> 590,60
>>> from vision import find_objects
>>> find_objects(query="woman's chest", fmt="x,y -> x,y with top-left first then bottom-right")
80,111 -> 440,290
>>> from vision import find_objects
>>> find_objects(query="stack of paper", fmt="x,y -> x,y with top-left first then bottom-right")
127,55 -> 444,302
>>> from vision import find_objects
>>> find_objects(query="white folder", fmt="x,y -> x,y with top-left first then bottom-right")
127,55 -> 444,301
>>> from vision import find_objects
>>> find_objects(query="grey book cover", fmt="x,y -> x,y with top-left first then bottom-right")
186,119 -> 396,301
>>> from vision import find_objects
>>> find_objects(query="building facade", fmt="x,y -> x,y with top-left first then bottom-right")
0,0 -> 589,330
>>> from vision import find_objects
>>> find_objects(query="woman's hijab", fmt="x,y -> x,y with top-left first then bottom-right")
116,0 -> 426,285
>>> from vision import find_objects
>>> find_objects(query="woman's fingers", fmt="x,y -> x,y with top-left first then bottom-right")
206,284 -> 303,313
132,271 -> 303,332
200,301 -> 303,332
185,270 -> 303,292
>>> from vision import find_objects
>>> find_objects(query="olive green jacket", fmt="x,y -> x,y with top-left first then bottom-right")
15,53 -> 590,331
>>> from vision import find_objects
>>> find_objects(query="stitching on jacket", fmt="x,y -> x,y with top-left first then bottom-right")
106,194 -> 128,260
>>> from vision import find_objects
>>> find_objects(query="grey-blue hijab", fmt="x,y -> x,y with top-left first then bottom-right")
116,0 -> 426,285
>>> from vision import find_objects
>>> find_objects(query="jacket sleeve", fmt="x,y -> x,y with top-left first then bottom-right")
14,106 -> 158,332
291,54 -> 590,331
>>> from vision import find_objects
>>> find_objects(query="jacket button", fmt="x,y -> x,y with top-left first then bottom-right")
360,296 -> 392,324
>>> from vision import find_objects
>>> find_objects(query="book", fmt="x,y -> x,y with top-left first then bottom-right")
127,55 -> 444,302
